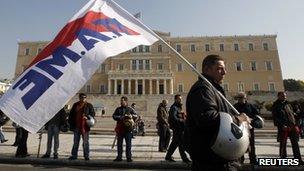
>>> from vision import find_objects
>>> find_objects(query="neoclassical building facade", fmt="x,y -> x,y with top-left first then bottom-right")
15,31 -> 284,117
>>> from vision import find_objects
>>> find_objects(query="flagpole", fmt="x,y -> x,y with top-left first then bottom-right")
151,34 -> 240,115
109,0 -> 240,115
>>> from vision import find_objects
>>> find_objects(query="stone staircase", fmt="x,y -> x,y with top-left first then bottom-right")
3,116 -> 279,138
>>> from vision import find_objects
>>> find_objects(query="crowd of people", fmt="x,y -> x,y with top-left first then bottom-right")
1,54 -> 304,170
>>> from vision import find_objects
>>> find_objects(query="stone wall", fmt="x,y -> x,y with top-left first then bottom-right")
66,91 -> 304,128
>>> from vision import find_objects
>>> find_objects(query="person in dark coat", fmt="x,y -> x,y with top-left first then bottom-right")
12,123 -> 22,146
113,96 -> 137,162
165,94 -> 190,163
272,92 -> 303,164
234,92 -> 259,164
156,99 -> 170,152
15,127 -> 29,158
185,54 -> 250,171
68,93 -> 95,161
41,108 -> 67,159
0,110 -> 9,143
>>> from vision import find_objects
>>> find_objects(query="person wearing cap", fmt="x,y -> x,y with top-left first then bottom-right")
272,91 -> 304,164
68,93 -> 95,161
233,92 -> 259,165
185,54 -> 250,171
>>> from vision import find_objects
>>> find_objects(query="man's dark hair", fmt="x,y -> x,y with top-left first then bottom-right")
79,93 -> 87,98
121,96 -> 128,101
131,103 -> 136,106
202,54 -> 224,71
174,94 -> 181,100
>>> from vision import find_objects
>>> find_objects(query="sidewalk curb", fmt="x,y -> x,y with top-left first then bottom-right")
0,157 -> 191,170
1,157 -> 304,170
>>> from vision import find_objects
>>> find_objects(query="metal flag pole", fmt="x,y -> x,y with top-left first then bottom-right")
151,34 -> 240,115
110,0 -> 240,115
37,132 -> 43,158
111,135 -> 117,149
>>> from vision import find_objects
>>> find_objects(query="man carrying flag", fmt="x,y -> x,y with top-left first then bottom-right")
0,0 -> 158,133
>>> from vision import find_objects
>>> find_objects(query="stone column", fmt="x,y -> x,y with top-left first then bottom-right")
156,79 -> 159,95
149,79 -> 153,94
114,79 -> 117,95
108,79 -> 111,95
164,79 -> 167,94
170,79 -> 174,94
135,79 -> 138,95
142,79 -> 145,95
128,79 -> 131,94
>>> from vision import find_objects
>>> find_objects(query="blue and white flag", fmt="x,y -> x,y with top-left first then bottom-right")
0,0 -> 158,133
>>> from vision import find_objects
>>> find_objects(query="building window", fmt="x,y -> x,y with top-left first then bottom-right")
263,43 -> 269,51
132,47 -> 137,53
250,61 -> 257,71
235,62 -> 243,71
138,60 -> 143,70
237,82 -> 245,92
118,64 -> 124,70
177,63 -> 183,72
220,44 -> 224,51
190,44 -> 196,52
253,83 -> 260,91
145,60 -> 150,70
192,63 -> 197,69
234,44 -> 239,51
139,45 -> 143,52
205,44 -> 210,51
178,84 -> 183,93
132,60 -> 137,70
268,83 -> 275,92
159,84 -> 164,94
86,85 -> 91,93
157,63 -> 164,70
99,64 -> 106,73
25,48 -> 30,55
222,83 -> 229,92
249,43 -> 254,51
145,46 -> 150,52
100,85 -> 106,94
265,61 -> 273,71
158,44 -> 162,53
176,44 -> 181,52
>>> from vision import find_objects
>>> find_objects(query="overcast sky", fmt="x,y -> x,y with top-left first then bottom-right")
0,0 -> 303,80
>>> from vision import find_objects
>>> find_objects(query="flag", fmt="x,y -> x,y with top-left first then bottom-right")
0,0 -> 158,133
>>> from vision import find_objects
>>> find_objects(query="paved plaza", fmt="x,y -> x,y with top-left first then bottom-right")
1,130 -> 304,170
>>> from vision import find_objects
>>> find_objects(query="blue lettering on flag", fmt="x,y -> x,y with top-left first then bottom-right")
12,16 -> 135,110
13,70 -> 54,110
77,28 -> 111,51
36,46 -> 82,79
94,18 -> 134,36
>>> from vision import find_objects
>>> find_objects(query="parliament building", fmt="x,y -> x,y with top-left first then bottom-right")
15,31 -> 284,118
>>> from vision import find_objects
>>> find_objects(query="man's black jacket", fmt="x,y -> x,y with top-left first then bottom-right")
234,102 -> 259,119
185,75 -> 234,164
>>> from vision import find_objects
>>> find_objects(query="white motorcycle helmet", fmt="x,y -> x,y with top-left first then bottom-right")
86,115 -> 95,127
211,112 -> 250,161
